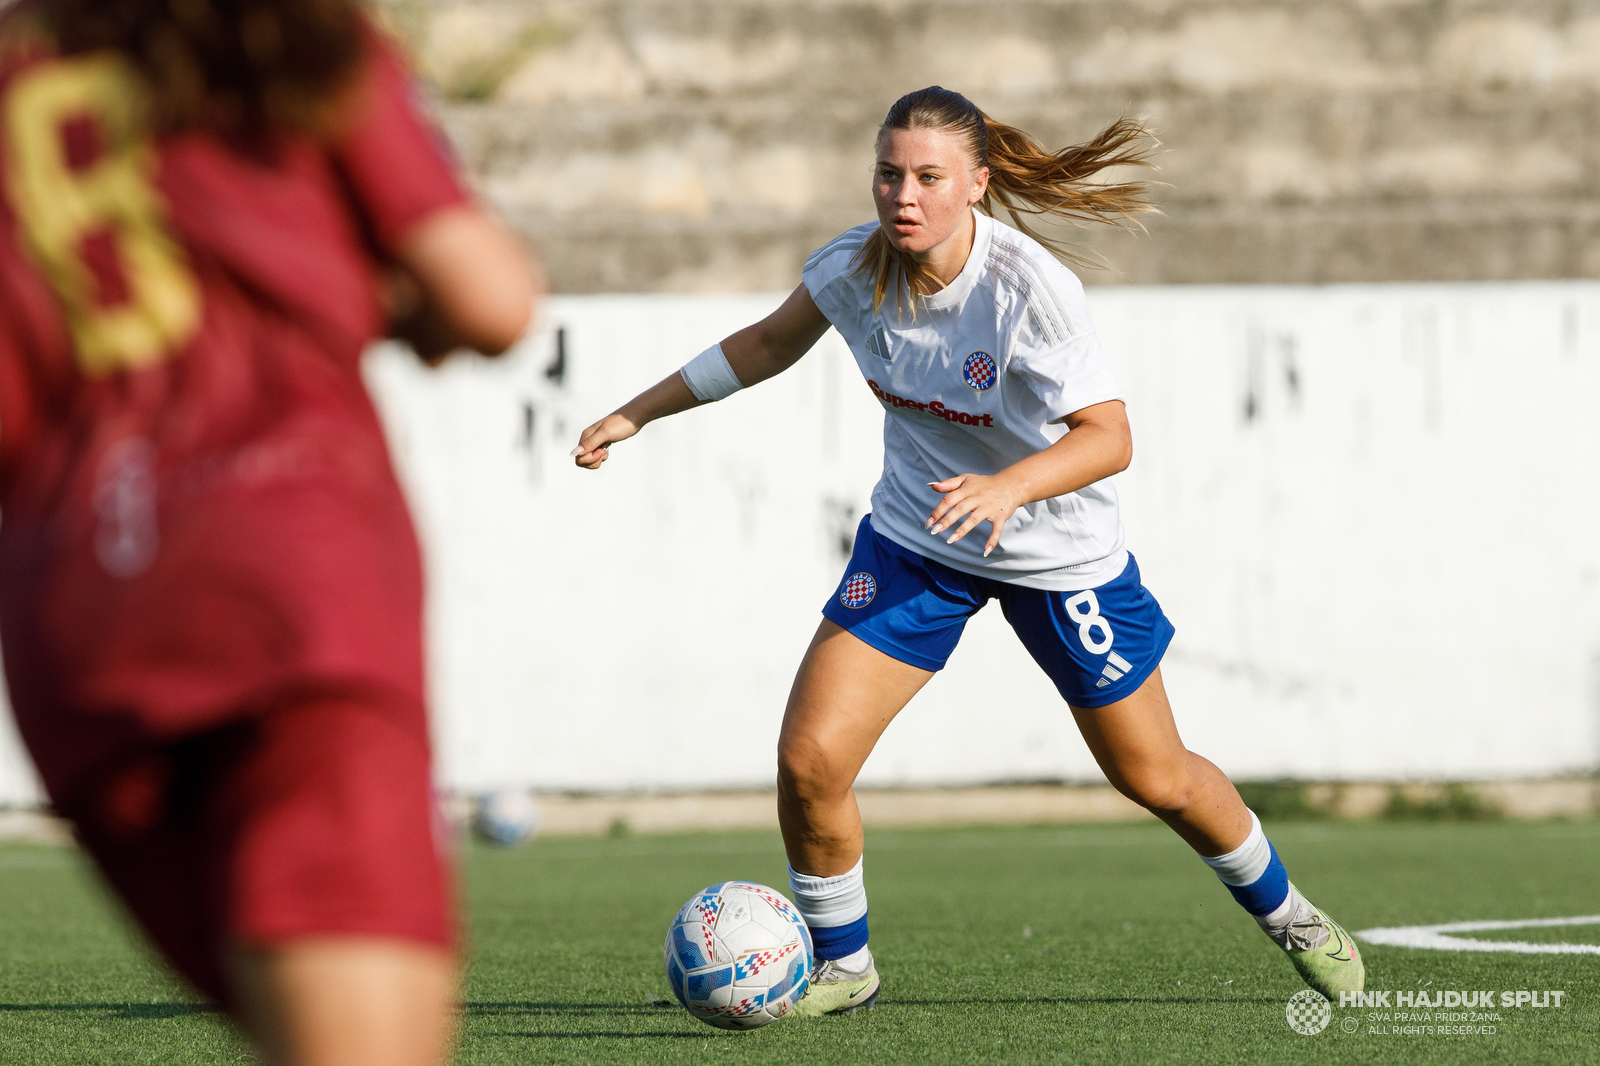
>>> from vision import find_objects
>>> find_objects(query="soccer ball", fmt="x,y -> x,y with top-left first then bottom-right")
663,881 -> 813,1030
474,789 -> 540,845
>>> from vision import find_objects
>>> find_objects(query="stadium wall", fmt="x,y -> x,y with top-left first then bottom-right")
0,280 -> 1596,804
389,0 -> 1600,292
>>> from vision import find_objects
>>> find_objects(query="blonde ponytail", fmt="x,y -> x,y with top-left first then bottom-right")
853,86 -> 1160,314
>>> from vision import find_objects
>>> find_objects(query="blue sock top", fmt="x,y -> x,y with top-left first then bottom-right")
1224,841 -> 1290,916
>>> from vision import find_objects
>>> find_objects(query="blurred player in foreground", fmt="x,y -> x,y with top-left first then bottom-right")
574,87 -> 1362,1017
0,0 -> 536,1062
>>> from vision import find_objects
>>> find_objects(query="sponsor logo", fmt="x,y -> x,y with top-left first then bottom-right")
1099,650 -> 1134,686
963,351 -> 997,391
865,328 -> 894,361
867,379 -> 993,427
840,572 -> 876,609
94,437 -> 159,578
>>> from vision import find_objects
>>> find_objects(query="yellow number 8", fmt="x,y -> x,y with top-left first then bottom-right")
4,53 -> 199,375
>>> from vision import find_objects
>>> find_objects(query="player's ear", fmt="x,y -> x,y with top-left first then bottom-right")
970,166 -> 990,205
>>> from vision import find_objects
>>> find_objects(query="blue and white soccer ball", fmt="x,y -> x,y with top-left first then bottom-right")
663,881 -> 814,1030
474,789 -> 540,845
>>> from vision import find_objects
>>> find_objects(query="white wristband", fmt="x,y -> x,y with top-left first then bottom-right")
679,343 -> 743,403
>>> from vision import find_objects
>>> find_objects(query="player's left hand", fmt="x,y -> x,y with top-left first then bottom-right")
926,473 -> 1022,556
381,265 -> 459,365
571,412 -> 640,469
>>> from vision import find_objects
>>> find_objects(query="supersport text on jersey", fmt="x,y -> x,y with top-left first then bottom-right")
866,379 -> 994,427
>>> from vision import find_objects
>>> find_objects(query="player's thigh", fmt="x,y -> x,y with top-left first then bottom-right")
1069,667 -> 1190,795
783,515 -> 982,789
229,936 -> 456,1066
778,619 -> 934,791
998,554 -> 1186,790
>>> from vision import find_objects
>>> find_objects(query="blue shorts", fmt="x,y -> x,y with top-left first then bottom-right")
822,516 -> 1175,708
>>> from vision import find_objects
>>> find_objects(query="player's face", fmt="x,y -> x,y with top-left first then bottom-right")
872,127 -> 989,256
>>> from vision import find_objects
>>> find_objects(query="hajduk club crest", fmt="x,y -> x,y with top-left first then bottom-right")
963,351 -> 997,391
840,572 -> 876,609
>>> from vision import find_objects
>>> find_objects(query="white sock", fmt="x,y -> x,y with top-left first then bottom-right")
787,858 -> 868,925
829,944 -> 872,970
788,858 -> 869,962
1199,811 -> 1271,886
1258,886 -> 1302,929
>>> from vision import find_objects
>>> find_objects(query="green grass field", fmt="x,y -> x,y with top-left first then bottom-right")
1,819 -> 1596,1064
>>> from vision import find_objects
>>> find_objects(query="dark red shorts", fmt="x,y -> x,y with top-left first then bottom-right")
57,692 -> 454,1006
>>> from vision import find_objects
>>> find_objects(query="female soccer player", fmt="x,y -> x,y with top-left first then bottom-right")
0,1 -> 536,1062
574,87 -> 1363,1016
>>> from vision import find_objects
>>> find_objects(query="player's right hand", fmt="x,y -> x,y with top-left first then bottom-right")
571,413 -> 639,469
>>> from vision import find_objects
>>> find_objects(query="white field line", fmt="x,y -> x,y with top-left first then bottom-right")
1356,915 -> 1600,954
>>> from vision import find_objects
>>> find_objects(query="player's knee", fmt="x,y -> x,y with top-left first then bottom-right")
1111,765 -> 1192,816
776,736 -> 849,803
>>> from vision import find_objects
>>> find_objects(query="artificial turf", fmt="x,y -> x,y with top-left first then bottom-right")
0,819 -> 1596,1064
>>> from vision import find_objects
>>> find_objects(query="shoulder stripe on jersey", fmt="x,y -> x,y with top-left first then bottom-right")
987,238 -> 1079,346
988,251 -> 1066,346
989,237 -> 1077,337
804,224 -> 875,273
986,256 -> 1055,345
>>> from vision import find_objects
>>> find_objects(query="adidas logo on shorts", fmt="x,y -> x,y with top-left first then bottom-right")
1094,651 -> 1135,688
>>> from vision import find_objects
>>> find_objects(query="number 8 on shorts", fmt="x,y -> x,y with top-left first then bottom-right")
1065,590 -> 1114,654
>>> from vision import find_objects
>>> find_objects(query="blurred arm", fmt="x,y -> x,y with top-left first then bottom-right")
388,205 -> 544,362
572,283 -> 830,468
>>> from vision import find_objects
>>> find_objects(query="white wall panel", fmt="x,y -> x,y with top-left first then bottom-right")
365,282 -> 1600,791
2,282 -> 1596,803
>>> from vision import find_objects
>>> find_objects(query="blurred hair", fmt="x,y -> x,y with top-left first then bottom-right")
855,85 -> 1160,313
45,0 -> 366,134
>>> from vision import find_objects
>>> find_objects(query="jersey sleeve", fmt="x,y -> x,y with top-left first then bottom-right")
1011,328 -> 1122,422
331,32 -> 469,254
801,223 -> 875,326
1005,261 -> 1123,422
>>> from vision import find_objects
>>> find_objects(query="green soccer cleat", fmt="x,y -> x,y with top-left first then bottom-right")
1264,883 -> 1364,999
792,951 -> 880,1017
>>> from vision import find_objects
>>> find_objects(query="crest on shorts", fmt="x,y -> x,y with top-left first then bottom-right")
963,351 -> 997,391
840,572 -> 877,609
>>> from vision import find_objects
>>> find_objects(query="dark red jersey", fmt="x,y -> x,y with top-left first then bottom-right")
0,11 -> 467,805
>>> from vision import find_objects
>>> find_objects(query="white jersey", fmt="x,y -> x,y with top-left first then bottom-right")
802,210 -> 1128,591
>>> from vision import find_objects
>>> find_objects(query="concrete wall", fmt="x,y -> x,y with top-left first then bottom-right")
1,280 -> 1596,803
0,280 -> 1593,797
382,0 -> 1600,291
356,280 -> 1596,794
